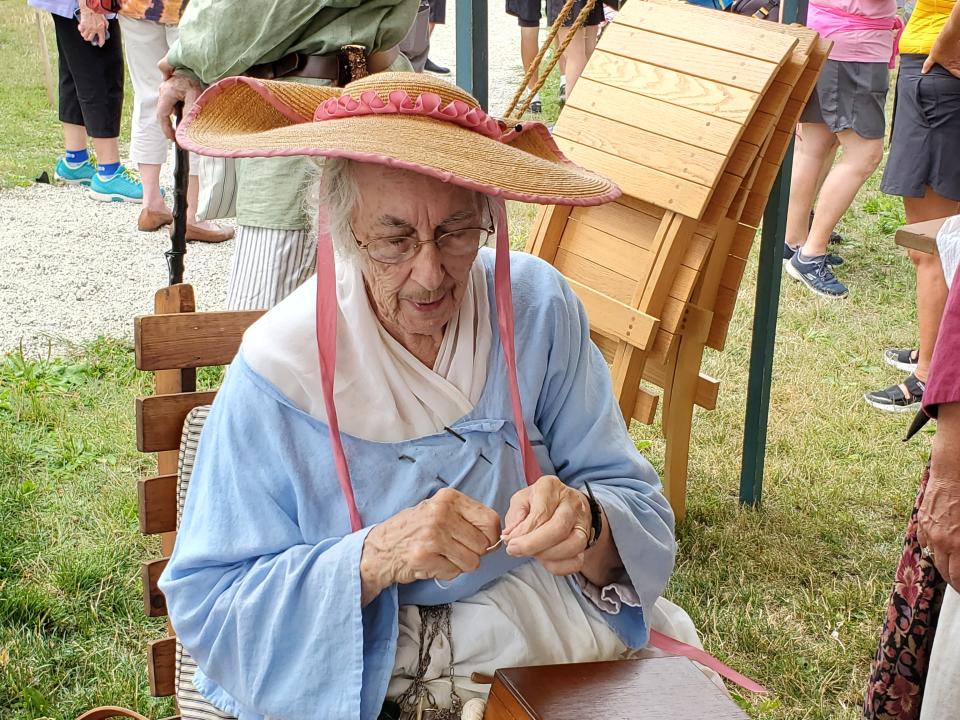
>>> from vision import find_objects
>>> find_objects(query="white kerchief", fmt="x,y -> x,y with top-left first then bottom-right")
243,258 -> 491,442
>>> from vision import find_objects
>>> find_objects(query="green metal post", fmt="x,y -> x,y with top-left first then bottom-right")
455,0 -> 488,110
738,0 -> 807,506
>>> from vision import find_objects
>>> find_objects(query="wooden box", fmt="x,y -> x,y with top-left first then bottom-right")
484,656 -> 749,719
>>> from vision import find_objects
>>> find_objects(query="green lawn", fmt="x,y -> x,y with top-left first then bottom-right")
0,5 -> 930,720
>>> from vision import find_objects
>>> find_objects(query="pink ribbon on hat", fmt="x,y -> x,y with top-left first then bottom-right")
314,90 -> 504,141
312,198 -> 540,534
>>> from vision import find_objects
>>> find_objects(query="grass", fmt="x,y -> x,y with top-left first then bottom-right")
0,0 -> 132,188
0,340 -> 174,719
0,6 -> 933,720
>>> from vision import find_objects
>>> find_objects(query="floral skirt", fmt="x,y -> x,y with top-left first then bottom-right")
863,466 -> 946,720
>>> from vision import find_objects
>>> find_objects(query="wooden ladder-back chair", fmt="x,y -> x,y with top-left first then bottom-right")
131,284 -> 263,717
527,0 -> 829,520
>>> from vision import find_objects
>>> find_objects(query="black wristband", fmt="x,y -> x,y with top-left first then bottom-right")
583,481 -> 602,548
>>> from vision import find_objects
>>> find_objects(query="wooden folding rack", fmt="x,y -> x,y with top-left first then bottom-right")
526,0 -> 830,520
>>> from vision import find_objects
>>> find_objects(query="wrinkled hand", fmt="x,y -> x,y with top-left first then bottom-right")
918,474 -> 960,591
157,62 -> 202,141
923,36 -> 960,78
77,7 -> 107,46
503,475 -> 592,576
360,488 -> 501,603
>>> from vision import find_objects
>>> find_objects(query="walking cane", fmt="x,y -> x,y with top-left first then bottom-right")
166,102 -> 188,285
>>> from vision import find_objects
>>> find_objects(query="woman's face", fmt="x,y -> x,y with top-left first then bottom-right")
349,164 -> 485,345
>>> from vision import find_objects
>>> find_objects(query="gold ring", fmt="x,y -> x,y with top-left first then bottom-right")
573,524 -> 589,541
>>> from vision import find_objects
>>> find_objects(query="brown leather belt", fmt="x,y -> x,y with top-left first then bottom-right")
246,45 -> 400,87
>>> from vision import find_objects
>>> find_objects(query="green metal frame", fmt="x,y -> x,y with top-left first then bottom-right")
455,0 -> 489,110
738,0 -> 808,506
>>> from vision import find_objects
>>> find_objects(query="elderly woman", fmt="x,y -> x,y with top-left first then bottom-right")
159,72 -> 719,720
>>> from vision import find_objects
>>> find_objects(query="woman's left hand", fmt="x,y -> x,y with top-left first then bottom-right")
77,7 -> 108,46
502,475 -> 592,576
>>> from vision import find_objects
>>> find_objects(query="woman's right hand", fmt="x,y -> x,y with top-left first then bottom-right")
359,488 -> 501,605
77,7 -> 108,47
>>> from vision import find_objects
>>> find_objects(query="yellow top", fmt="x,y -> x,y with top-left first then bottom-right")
900,0 -> 958,54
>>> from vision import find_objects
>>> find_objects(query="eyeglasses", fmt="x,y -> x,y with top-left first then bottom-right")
352,225 -> 494,264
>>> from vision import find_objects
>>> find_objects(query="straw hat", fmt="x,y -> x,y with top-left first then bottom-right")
176,71 -> 620,206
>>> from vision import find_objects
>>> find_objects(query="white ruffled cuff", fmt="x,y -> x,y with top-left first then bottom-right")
575,571 -> 642,614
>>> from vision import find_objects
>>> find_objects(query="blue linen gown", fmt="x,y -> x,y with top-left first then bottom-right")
158,249 -> 677,720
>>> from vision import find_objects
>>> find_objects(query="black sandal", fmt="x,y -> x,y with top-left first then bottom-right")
883,347 -> 919,372
864,374 -> 925,413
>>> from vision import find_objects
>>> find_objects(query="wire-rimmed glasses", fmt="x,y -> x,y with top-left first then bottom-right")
352,225 -> 494,264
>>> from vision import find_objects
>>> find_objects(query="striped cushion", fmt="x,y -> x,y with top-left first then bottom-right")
174,406 -> 237,720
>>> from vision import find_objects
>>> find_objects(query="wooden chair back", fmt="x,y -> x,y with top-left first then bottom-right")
134,284 -> 262,709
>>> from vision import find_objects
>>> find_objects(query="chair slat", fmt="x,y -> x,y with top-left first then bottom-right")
141,557 -> 169,617
137,391 -> 218,453
570,202 -> 664,251
562,219 -> 654,281
643,360 -> 719,411
632,388 -> 660,426
558,106 -> 729,188
565,278 -> 659,350
135,310 -> 265,370
147,637 -> 176,697
599,23 -> 781,93
555,137 -> 713,219
565,77 -> 741,155
555,250 -> 635,304
582,52 -> 759,124
138,474 -> 177,535
619,0 -> 798,60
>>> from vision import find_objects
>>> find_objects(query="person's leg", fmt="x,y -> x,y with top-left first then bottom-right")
520,26 -> 540,91
802,130 -> 883,257
226,227 -> 315,310
400,4 -> 431,73
785,123 -> 835,249
904,187 -> 958,382
118,16 -> 170,214
557,26 -> 587,93
584,23 -> 599,59
868,187 -> 957,410
424,0 -> 449,74
89,137 -> 120,166
52,15 -> 96,183
71,17 -> 143,200
62,123 -> 87,153
815,138 -> 839,195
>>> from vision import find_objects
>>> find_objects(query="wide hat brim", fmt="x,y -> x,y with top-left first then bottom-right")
176,73 -> 620,206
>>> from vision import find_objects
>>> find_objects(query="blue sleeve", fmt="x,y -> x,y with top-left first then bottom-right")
158,359 -> 398,720
530,264 -> 677,647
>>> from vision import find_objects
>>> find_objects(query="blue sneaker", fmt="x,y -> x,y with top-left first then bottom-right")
54,156 -> 97,186
783,243 -> 844,266
89,166 -> 143,203
785,250 -> 849,298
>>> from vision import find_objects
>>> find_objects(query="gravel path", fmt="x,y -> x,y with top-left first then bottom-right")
1,6 -> 528,356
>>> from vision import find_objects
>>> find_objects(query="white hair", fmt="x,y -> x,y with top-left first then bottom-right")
306,157 -> 362,261
308,157 -> 498,261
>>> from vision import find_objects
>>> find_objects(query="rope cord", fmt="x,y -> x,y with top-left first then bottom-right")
503,0 -> 599,120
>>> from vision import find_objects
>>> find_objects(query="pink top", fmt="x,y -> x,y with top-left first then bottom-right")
808,0 -> 901,64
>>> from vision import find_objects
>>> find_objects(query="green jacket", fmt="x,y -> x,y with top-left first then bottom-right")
168,0 -> 418,229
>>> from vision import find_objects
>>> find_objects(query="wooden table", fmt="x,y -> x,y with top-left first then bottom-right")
484,656 -> 750,720
895,218 -> 945,256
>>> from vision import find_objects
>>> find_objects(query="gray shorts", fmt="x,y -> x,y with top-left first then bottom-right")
799,58 -> 889,139
880,54 -> 960,201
